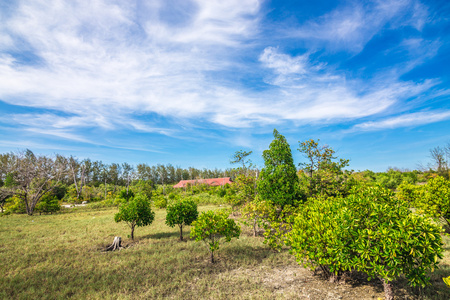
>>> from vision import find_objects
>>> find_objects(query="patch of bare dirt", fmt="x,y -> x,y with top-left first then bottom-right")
228,265 -> 414,299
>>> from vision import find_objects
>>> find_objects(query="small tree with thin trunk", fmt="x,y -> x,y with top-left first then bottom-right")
190,210 -> 240,263
165,199 -> 198,241
114,194 -> 155,240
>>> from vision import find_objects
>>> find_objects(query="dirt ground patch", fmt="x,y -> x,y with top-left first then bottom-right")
215,265 -> 415,299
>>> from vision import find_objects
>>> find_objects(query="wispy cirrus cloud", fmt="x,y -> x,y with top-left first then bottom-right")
290,0 -> 429,52
350,111 -> 450,131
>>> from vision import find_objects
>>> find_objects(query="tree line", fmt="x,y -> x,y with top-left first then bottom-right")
0,149 -> 243,215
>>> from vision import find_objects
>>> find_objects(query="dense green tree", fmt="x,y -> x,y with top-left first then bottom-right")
257,129 -> 302,207
165,199 -> 198,241
114,194 -> 155,240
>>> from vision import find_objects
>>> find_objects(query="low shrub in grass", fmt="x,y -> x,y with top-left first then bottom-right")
4,195 -> 26,214
186,192 -> 228,205
165,199 -> 198,241
87,199 -> 119,209
190,209 -> 240,263
153,195 -> 168,209
288,184 -> 443,300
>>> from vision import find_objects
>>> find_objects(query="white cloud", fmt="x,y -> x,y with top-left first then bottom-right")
259,47 -> 309,75
290,0 -> 429,52
0,0 -> 445,144
351,111 -> 450,131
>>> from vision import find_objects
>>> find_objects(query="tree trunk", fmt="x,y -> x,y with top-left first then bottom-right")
382,278 -> 393,300
211,251 -> 215,263
253,217 -> 257,237
179,225 -> 183,241
105,236 -> 123,251
131,226 -> 135,240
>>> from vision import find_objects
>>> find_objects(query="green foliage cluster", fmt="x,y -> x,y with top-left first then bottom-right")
404,176 -> 450,228
357,169 -> 422,190
231,174 -> 256,209
288,184 -> 443,299
165,199 -> 198,241
190,209 -> 240,263
153,195 -> 168,209
298,139 -> 354,198
185,192 -> 228,205
257,129 -> 303,208
114,194 -> 155,240
35,193 -> 60,214
119,189 -> 135,201
3,196 -> 26,214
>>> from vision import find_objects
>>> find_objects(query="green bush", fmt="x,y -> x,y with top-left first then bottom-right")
190,209 -> 240,263
4,196 -> 26,214
396,181 -> 423,205
414,176 -> 450,227
87,199 -> 118,209
35,194 -> 60,215
165,199 -> 198,241
288,184 -> 443,300
114,194 -> 155,240
185,193 -> 228,205
153,195 -> 168,209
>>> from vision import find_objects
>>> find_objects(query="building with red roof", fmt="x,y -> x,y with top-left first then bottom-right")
173,177 -> 232,188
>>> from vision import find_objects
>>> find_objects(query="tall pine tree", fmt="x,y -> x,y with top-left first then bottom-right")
257,129 -> 303,207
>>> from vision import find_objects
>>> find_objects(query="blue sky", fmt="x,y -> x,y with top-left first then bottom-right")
0,0 -> 449,171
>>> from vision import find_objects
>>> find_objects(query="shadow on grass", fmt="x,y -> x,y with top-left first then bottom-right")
143,231 -> 185,240
221,243 -> 289,265
402,263 -> 450,299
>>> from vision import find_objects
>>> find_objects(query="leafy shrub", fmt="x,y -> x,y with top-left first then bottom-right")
87,199 -> 118,209
396,181 -> 423,205
190,209 -> 240,263
414,176 -> 450,227
35,194 -> 60,214
185,193 -> 228,205
153,195 -> 168,209
114,194 -> 155,240
241,198 -> 274,237
165,199 -> 198,240
4,196 -> 26,214
288,184 -> 443,300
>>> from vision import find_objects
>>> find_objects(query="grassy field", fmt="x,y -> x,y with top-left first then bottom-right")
1,206 -> 450,299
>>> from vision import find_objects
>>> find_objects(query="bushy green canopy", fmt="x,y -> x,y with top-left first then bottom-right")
190,210 -> 240,263
288,183 -> 443,296
114,194 -> 155,239
165,199 -> 198,240
257,129 -> 302,207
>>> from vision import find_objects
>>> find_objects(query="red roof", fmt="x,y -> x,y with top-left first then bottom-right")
173,177 -> 232,188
